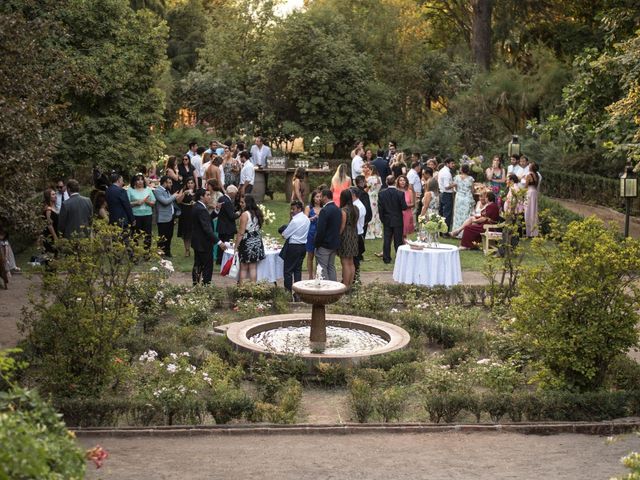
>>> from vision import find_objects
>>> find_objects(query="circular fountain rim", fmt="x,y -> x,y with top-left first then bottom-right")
226,313 -> 411,362
292,279 -> 348,295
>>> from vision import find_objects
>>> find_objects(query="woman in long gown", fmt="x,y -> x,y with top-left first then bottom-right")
451,164 -> 475,236
396,175 -> 415,240
524,162 -> 540,238
365,164 -> 382,239
460,191 -> 501,249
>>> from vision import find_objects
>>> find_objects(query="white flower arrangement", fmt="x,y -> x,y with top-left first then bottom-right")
258,203 -> 276,225
417,212 -> 448,234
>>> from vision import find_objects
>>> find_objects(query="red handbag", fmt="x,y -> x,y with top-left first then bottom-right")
220,256 -> 233,276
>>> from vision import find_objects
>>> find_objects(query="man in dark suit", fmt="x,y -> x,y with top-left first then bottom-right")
378,175 -> 408,264
58,179 -> 93,238
105,173 -> 134,229
372,149 -> 391,189
213,184 -> 240,264
313,189 -> 342,281
191,188 -> 226,285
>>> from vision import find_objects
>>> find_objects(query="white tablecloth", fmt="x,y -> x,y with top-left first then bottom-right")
221,247 -> 284,283
392,244 -> 462,287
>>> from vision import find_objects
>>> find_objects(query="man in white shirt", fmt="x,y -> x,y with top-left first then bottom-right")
186,141 -> 198,159
514,155 -> 530,183
250,136 -> 271,168
191,146 -> 206,188
239,151 -> 255,195
351,147 -> 364,181
507,154 -> 519,175
438,158 -> 456,231
55,180 -> 69,211
407,160 -> 422,221
351,188 -> 366,278
280,200 -> 310,297
250,136 -> 272,197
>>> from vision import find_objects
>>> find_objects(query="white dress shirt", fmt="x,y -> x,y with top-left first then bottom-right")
55,190 -> 69,211
191,154 -> 204,178
351,155 -> 364,181
240,161 -> 255,186
438,166 -> 453,193
353,198 -> 366,235
282,211 -> 310,244
250,144 -> 272,167
407,168 -> 422,196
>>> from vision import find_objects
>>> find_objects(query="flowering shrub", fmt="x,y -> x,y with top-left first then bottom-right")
0,388 -> 86,479
129,261 -> 173,332
167,285 -> 225,325
19,220 -> 152,398
129,350 -> 245,425
472,358 -> 525,393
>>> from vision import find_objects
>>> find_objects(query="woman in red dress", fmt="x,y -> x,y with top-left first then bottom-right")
459,191 -> 500,249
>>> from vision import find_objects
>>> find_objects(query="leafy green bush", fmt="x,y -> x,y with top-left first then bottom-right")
422,393 -> 468,423
19,221 -> 152,398
0,388 -> 86,479
314,362 -> 347,387
348,378 -> 375,423
251,355 -> 307,403
606,355 -> 640,391
252,379 -> 302,424
375,386 -> 408,422
169,284 -> 225,326
206,385 -> 255,424
512,218 -> 640,391
359,349 -> 419,371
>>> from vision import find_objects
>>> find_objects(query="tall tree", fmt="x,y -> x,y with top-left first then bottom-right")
471,0 -> 492,70
0,7 -> 78,236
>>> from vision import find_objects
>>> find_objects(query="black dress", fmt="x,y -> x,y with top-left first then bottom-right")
337,206 -> 359,257
42,209 -> 58,253
177,163 -> 195,192
178,193 -> 195,240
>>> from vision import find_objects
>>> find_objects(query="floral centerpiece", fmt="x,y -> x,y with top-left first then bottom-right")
258,204 -> 276,225
417,212 -> 448,246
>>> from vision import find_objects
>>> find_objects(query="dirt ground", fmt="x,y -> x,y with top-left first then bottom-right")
554,198 -> 640,238
80,431 -> 640,480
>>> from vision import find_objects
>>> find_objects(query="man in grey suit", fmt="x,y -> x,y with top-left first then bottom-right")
58,179 -> 93,238
154,176 -> 184,257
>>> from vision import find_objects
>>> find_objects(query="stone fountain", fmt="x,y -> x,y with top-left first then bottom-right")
226,267 -> 410,366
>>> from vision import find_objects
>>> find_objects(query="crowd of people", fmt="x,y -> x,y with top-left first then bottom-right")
6,136 -> 540,293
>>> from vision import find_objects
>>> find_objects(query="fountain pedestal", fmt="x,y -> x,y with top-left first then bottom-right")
292,279 -> 347,352
310,304 -> 327,350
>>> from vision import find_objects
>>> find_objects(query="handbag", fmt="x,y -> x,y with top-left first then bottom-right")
228,254 -> 240,280
220,255 -> 233,276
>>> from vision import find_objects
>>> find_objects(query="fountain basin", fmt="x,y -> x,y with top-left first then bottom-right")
226,313 -> 411,367
292,280 -> 348,305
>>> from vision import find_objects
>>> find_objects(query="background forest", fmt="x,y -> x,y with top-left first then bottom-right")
1,0 -> 640,237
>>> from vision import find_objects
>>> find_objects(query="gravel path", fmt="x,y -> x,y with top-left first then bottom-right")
81,431 -> 640,479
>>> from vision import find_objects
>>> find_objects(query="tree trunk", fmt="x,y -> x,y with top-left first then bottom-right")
471,0 -> 493,71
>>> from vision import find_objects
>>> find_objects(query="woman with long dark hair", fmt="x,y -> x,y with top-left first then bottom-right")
178,154 -> 196,193
234,194 -> 265,284
304,189 -> 322,279
41,188 -> 58,253
337,189 -> 359,288
291,167 -> 306,204
165,156 -> 180,192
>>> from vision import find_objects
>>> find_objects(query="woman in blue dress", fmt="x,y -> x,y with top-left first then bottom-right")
304,189 -> 322,279
451,164 -> 476,237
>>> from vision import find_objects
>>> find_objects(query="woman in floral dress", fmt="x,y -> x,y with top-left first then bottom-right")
234,194 -> 265,284
451,164 -> 475,237
365,164 -> 382,239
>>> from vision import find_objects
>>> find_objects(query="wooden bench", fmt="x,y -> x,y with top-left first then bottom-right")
480,224 -> 502,255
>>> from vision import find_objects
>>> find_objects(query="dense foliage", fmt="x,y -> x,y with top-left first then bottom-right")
512,218 -> 640,391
